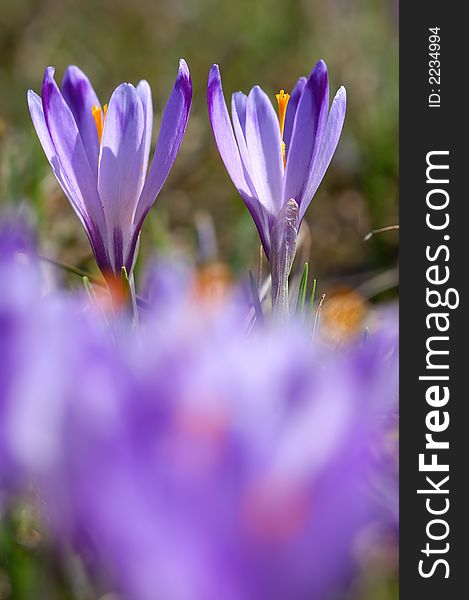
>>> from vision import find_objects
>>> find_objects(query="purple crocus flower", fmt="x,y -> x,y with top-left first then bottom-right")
28,60 -> 192,280
207,60 -> 346,314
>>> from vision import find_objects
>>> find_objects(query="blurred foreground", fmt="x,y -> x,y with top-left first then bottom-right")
0,218 -> 398,599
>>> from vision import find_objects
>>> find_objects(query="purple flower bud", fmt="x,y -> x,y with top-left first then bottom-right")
207,61 -> 346,262
28,61 -> 192,280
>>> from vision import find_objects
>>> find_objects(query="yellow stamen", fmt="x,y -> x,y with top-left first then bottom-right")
275,90 -> 290,138
276,90 -> 290,167
91,104 -> 108,143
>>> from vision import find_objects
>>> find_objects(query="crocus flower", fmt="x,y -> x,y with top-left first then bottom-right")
28,60 -> 192,280
207,60 -> 346,313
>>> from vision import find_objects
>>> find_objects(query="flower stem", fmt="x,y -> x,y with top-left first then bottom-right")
271,256 -> 291,321
270,199 -> 299,323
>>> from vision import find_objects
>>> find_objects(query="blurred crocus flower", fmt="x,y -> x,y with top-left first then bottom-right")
0,219 -> 398,600
28,60 -> 192,280
0,216 -> 107,492
5,280 -> 395,598
0,217 -> 37,489
207,61 -> 346,313
40,309 -> 396,600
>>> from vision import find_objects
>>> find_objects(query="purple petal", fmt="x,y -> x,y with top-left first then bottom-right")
28,88 -> 106,260
231,92 -> 247,139
207,66 -> 272,257
231,92 -> 273,256
245,85 -> 284,215
61,65 -> 101,176
206,64 -> 251,198
41,67 -> 103,222
40,68 -> 110,271
134,59 -> 192,228
298,86 -> 346,221
28,90 -> 75,203
231,92 -> 250,167
283,76 -> 307,151
136,80 -> 153,176
283,60 -> 329,209
121,60 -> 191,273
28,91 -> 110,274
210,70 -> 272,256
98,83 -> 146,272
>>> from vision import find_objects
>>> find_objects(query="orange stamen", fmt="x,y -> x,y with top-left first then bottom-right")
91,104 -> 108,143
275,90 -> 290,138
276,90 -> 290,167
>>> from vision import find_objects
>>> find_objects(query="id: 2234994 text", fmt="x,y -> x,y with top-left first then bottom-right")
428,27 -> 441,108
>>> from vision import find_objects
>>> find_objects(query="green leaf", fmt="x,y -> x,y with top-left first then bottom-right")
37,254 -> 105,287
295,262 -> 309,314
